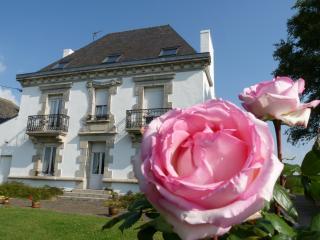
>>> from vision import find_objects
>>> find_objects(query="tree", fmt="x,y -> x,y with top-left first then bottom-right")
273,0 -> 320,144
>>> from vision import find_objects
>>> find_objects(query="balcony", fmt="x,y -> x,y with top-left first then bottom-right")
126,108 -> 171,134
26,114 -> 70,140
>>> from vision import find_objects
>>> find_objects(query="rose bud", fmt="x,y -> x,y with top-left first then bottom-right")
239,76 -> 320,127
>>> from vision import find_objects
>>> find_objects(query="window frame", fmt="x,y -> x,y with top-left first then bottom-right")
102,54 -> 121,64
159,47 -> 179,57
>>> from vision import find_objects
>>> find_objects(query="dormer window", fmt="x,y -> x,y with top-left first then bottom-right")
102,54 -> 121,64
159,47 -> 178,57
51,61 -> 69,70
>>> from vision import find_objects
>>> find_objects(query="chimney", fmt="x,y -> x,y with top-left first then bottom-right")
200,29 -> 215,97
63,49 -> 74,58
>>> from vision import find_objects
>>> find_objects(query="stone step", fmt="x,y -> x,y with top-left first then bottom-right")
71,189 -> 109,194
58,195 -> 108,201
62,192 -> 110,199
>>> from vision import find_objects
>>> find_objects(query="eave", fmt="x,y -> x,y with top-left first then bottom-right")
17,53 -> 211,87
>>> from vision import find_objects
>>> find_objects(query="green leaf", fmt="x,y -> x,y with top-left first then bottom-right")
252,227 -> 269,237
309,179 -> 320,202
273,184 -> 298,221
271,234 -> 293,240
285,175 -> 304,195
140,216 -> 174,233
297,229 -> 320,240
102,212 -> 133,229
256,219 -> 275,235
162,232 -> 181,240
311,214 -> 320,231
137,226 -> 157,240
151,216 -> 174,233
263,213 -> 296,237
119,211 -> 142,232
145,211 -> 160,219
228,224 -> 260,239
302,175 -> 320,202
128,197 -> 153,212
226,235 -> 243,240
301,149 -> 320,176
283,163 -> 301,176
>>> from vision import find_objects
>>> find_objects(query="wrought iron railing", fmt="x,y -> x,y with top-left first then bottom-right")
26,114 -> 70,133
126,108 -> 171,129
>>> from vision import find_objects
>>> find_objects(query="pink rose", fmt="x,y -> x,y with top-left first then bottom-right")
134,100 -> 283,240
239,76 -> 320,127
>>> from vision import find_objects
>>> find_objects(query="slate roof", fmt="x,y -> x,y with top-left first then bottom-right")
0,98 -> 19,124
40,25 -> 196,72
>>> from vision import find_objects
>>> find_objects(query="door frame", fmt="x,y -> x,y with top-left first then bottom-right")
87,142 -> 106,190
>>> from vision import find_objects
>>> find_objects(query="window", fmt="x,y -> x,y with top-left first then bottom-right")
42,146 -> 56,176
143,86 -> 164,124
92,152 -> 105,174
48,96 -> 63,115
94,89 -> 109,120
143,86 -> 164,109
51,61 -> 69,70
102,54 -> 121,64
159,47 -> 178,57
95,105 -> 107,120
48,95 -> 63,128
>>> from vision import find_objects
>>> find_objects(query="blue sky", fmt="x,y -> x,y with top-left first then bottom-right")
0,0 -> 313,161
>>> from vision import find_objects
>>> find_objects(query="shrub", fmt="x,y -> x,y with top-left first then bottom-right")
105,191 -> 144,209
0,181 -> 63,201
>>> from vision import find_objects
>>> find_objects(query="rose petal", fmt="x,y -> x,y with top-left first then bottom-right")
278,108 -> 311,127
158,154 -> 283,228
257,92 -> 299,118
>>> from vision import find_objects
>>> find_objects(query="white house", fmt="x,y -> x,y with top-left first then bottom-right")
0,25 -> 215,193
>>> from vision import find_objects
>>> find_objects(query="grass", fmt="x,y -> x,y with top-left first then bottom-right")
0,207 -> 144,240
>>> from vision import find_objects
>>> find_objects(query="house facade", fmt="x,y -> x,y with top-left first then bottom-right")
0,25 -> 215,193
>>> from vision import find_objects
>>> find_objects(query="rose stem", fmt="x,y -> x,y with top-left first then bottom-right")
273,120 -> 286,215
273,120 -> 285,186
213,236 -> 218,240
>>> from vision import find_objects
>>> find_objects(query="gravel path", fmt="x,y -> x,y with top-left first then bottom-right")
9,198 -> 110,217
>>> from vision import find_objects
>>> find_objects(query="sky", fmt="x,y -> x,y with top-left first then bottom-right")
0,0 -> 314,162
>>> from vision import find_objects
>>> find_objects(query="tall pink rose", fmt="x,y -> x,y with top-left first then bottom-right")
134,100 -> 283,240
239,76 -> 320,127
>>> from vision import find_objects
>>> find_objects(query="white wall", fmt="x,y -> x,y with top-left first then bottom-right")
0,86 -> 41,178
110,76 -> 137,181
171,71 -> 204,108
62,81 -> 88,177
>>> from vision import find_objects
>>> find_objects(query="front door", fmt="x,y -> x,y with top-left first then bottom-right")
89,143 -> 105,189
0,155 -> 12,183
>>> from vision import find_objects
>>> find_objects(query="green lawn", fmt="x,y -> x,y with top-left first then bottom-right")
0,207 -> 145,240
